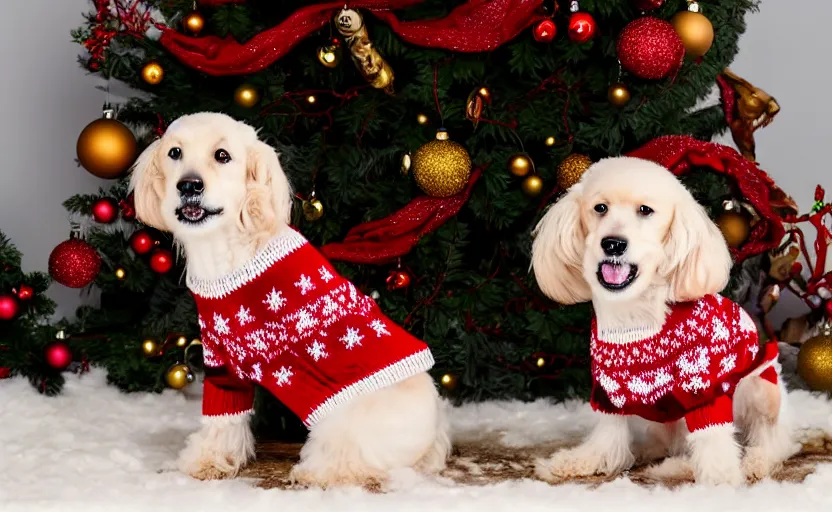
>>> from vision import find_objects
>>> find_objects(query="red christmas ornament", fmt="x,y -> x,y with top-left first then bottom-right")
568,12 -> 597,43
617,17 -> 685,80
120,194 -> 136,220
825,300 -> 832,320
386,270 -> 412,290
45,341 -> 73,370
130,230 -> 154,255
16,284 -> 34,301
92,198 -> 119,224
150,249 -> 174,274
533,19 -> 557,43
49,239 -> 102,288
0,294 -> 19,320
632,0 -> 664,10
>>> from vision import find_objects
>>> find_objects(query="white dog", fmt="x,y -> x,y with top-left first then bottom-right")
530,157 -> 798,486
130,112 -> 450,487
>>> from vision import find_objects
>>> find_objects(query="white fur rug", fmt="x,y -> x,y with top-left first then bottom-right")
2,369 -> 832,512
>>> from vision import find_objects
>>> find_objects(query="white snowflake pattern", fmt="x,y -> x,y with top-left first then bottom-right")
596,370 -> 620,393
681,375 -> 710,393
273,366 -> 293,387
236,306 -> 254,326
245,330 -> 269,352
340,327 -> 364,350
264,288 -> 287,312
370,319 -> 390,337
319,266 -> 334,282
711,317 -> 730,341
295,274 -> 315,295
250,363 -> 263,381
719,353 -> 737,376
307,340 -> 328,361
198,315 -> 206,329
626,369 -> 673,397
213,313 -> 230,335
739,308 -> 757,333
295,309 -> 319,334
677,347 -> 709,375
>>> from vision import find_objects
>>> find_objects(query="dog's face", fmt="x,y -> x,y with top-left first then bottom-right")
531,157 -> 732,305
130,113 -> 292,244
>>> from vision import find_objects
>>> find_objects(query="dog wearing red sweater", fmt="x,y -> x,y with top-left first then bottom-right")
530,157 -> 798,486
130,113 -> 450,487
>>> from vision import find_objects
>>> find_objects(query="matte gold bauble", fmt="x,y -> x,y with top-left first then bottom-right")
608,83 -> 631,107
234,84 -> 260,108
183,11 -> 205,35
671,10 -> 714,58
557,153 -> 592,190
166,363 -> 195,390
509,154 -> 533,177
303,198 -> 324,221
716,210 -> 750,248
412,129 -> 472,197
76,110 -> 138,179
521,175 -> 544,197
797,334 -> 832,391
141,61 -> 164,85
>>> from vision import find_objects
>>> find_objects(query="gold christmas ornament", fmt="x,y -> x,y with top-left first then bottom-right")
183,10 -> 205,35
608,83 -> 631,107
401,152 -> 412,175
440,373 -> 457,390
76,108 -> 138,179
115,267 -> 126,280
141,339 -> 159,357
522,175 -> 544,197
140,61 -> 164,85
797,333 -> 832,391
716,210 -> 750,248
671,2 -> 714,58
234,84 -> 260,108
508,154 -> 533,177
317,39 -> 342,68
544,136 -> 557,147
416,113 -> 429,125
303,197 -> 324,221
557,153 -> 592,190
335,8 -> 394,94
411,129 -> 472,197
166,363 -> 195,390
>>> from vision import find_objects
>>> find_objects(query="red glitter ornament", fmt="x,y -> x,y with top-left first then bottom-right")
533,19 -> 557,43
45,341 -> 73,370
150,249 -> 174,274
617,17 -> 685,80
568,12 -> 597,43
92,198 -> 119,224
130,230 -> 154,255
0,294 -> 19,320
386,270 -> 412,290
120,194 -> 136,220
632,0 -> 664,10
49,239 -> 102,289
16,284 -> 34,301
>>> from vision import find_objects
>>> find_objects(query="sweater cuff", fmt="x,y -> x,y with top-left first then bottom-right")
203,373 -> 255,418
685,394 -> 733,433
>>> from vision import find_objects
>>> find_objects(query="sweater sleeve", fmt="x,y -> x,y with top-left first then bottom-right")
200,335 -> 255,417
684,394 -> 733,433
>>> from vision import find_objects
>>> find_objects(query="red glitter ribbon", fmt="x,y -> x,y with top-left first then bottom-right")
158,0 -> 544,76
320,168 -> 482,264
626,135 -> 785,263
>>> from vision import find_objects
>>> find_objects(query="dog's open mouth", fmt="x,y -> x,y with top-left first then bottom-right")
597,261 -> 638,291
175,203 -> 223,224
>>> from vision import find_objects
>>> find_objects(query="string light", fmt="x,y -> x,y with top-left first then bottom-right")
115,267 -> 126,279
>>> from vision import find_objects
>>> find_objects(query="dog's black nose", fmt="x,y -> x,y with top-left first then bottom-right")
176,177 -> 204,197
601,237 -> 628,257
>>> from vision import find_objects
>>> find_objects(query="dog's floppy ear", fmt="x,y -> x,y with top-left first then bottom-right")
531,184 -> 591,304
663,190 -> 733,303
240,140 -> 293,241
129,139 -> 168,231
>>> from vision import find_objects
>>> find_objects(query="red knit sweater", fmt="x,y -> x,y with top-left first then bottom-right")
188,228 -> 434,427
590,294 -> 778,432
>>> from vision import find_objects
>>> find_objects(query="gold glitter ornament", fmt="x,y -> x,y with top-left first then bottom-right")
557,153 -> 592,190
411,129 -> 472,197
797,333 -> 832,392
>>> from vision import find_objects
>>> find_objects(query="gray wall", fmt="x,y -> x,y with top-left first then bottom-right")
0,1 -> 826,323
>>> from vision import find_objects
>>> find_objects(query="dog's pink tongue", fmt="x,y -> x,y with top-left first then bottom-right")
601,263 -> 631,285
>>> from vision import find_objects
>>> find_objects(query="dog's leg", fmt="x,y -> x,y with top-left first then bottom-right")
535,412 -> 634,483
685,396 -> 743,486
290,372 -> 448,489
735,364 -> 799,481
177,412 -> 255,480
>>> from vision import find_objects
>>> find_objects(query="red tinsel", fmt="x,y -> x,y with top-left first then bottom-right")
158,0 -> 544,76
320,168 -> 482,264
626,135 -> 785,262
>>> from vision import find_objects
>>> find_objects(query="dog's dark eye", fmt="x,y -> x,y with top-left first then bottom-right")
638,205 -> 654,217
214,149 -> 231,164
168,147 -> 182,160
594,203 -> 608,215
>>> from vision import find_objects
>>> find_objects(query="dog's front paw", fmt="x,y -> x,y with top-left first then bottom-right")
742,447 -> 780,482
289,462 -> 387,490
534,446 -> 633,483
694,460 -> 744,487
177,447 -> 249,481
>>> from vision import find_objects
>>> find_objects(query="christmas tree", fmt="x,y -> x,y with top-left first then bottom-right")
7,0 -> 794,436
